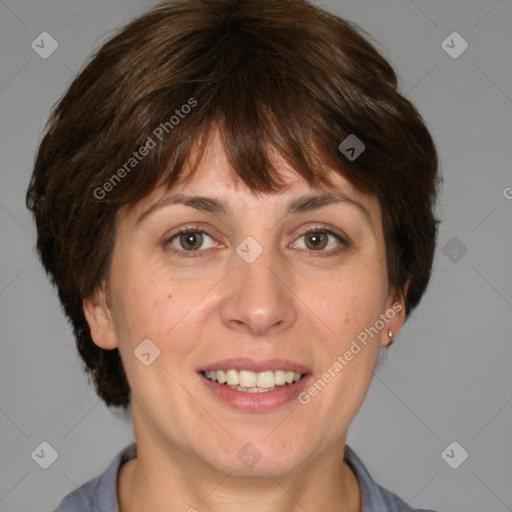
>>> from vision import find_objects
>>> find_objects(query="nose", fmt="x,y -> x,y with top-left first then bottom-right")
219,244 -> 298,337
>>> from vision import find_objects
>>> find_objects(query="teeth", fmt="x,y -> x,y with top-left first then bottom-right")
239,370 -> 257,388
230,385 -> 277,393
256,371 -> 275,388
226,369 -> 239,385
286,371 -> 295,384
274,370 -> 287,385
203,368 -> 304,390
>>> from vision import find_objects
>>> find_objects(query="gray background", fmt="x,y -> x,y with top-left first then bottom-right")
1,0 -> 511,511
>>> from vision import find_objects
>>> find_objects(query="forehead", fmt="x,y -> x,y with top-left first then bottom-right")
120,129 -> 379,224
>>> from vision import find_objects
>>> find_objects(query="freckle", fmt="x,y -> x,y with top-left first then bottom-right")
168,294 -> 173,299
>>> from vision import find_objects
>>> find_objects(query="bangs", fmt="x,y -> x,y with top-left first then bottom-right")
159,88 -> 342,197
103,81 -> 352,211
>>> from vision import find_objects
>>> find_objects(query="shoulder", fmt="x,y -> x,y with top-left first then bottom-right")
53,443 -> 137,512
344,445 -> 438,512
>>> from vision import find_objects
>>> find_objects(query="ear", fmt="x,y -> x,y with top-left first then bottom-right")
379,281 -> 409,348
83,285 -> 118,350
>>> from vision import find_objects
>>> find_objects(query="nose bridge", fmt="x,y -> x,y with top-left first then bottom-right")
238,238 -> 281,294
220,235 -> 296,335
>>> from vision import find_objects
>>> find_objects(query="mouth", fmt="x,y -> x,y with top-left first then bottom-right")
201,369 -> 305,393
196,359 -> 312,411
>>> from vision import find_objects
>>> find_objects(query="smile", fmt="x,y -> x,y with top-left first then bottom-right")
202,369 -> 304,393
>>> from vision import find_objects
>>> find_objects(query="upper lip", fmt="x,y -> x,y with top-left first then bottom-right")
197,358 -> 312,374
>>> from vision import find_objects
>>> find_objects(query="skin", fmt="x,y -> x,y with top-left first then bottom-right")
84,129 -> 407,512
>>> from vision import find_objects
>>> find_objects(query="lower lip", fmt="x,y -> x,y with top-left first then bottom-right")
198,372 -> 312,412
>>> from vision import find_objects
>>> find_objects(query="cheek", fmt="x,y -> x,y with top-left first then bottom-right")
108,251 -> 169,338
315,267 -> 387,336
308,281 -> 383,418
119,280 -> 176,340
112,258 -> 213,350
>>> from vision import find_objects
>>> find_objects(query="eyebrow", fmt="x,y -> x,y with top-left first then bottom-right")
135,191 -> 373,229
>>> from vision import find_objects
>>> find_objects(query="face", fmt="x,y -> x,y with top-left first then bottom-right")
84,129 -> 406,478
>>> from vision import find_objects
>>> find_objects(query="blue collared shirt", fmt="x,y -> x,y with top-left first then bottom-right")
54,442 -> 438,511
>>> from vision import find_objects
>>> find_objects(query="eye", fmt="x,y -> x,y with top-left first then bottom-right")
164,224 -> 349,259
292,226 -> 348,255
165,227 -> 217,257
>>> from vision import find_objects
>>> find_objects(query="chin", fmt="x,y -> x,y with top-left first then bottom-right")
196,436 -> 306,478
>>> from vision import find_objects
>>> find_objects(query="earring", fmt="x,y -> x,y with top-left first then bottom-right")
388,329 -> 394,345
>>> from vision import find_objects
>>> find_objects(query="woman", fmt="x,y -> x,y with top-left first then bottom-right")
26,0 -> 440,510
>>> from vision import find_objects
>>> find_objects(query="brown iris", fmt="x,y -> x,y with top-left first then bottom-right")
304,231 -> 328,251
179,232 -> 204,251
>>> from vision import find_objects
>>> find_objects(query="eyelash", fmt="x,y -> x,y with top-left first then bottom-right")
164,224 -> 349,259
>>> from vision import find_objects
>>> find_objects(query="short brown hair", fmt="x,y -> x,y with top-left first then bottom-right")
26,0 -> 440,409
